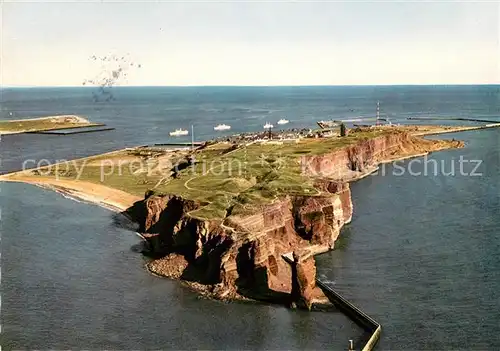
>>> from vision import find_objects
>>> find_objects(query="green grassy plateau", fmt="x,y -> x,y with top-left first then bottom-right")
30,128 -> 393,220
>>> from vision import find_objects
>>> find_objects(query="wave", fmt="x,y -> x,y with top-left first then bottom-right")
317,274 -> 336,286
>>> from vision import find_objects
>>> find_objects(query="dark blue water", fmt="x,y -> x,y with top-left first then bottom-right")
1,85 -> 499,173
1,86 -> 499,349
317,129 -> 500,349
0,182 -> 358,349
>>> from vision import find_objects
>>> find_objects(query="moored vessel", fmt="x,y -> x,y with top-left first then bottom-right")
169,128 -> 189,136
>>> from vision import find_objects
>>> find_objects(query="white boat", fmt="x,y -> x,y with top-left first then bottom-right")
277,119 -> 289,125
169,128 -> 189,136
214,124 -> 231,131
263,122 -> 274,129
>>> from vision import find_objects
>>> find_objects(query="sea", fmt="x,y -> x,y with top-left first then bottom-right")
0,85 -> 499,349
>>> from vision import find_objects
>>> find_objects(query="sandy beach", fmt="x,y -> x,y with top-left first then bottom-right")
0,175 -> 141,212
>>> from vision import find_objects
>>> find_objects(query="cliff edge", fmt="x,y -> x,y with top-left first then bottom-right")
3,126 -> 461,308
125,131 -> 462,308
128,180 -> 351,308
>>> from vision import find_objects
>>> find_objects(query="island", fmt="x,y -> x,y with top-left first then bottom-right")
0,115 -> 103,135
0,124 -> 469,309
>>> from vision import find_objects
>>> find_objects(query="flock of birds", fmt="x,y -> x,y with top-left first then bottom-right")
169,118 -> 290,137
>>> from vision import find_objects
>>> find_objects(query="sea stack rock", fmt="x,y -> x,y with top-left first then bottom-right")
291,250 -> 317,310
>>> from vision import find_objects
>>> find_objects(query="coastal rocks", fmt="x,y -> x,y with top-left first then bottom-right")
291,193 -> 351,249
291,251 -> 323,310
301,131 -> 463,180
129,131 -> 461,307
147,253 -> 189,279
140,192 -> 208,256
134,180 -> 352,308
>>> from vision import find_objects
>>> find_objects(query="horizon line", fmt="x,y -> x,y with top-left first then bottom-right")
2,83 -> 499,89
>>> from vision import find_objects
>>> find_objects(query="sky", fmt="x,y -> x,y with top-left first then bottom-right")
1,1 -> 499,86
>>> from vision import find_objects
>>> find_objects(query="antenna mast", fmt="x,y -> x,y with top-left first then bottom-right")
191,124 -> 194,150
376,101 -> 380,126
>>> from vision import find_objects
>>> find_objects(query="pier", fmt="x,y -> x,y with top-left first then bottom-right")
315,280 -> 381,351
411,122 -> 500,137
29,127 -> 115,135
407,117 -> 500,124
26,124 -> 114,135
282,253 -> 381,351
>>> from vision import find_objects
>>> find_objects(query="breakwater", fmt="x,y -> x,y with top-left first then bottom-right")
281,252 -> 382,351
28,125 -> 114,135
407,117 -> 500,123
282,254 -> 381,350
316,280 -> 381,351
412,123 -> 500,136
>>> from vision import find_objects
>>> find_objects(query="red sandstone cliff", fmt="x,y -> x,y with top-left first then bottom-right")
137,180 -> 352,308
301,131 -> 462,180
130,132 -> 462,308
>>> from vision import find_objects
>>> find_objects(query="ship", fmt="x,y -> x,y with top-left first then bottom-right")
277,118 -> 289,125
169,128 -> 189,136
214,124 -> 231,131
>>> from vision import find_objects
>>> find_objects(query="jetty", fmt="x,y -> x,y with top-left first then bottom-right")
316,281 -> 381,351
27,125 -> 114,135
0,115 -> 104,135
410,122 -> 500,137
407,117 -> 500,124
282,253 -> 381,351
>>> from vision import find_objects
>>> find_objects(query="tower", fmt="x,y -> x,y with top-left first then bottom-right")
191,124 -> 194,149
243,142 -> 248,178
376,101 -> 380,126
